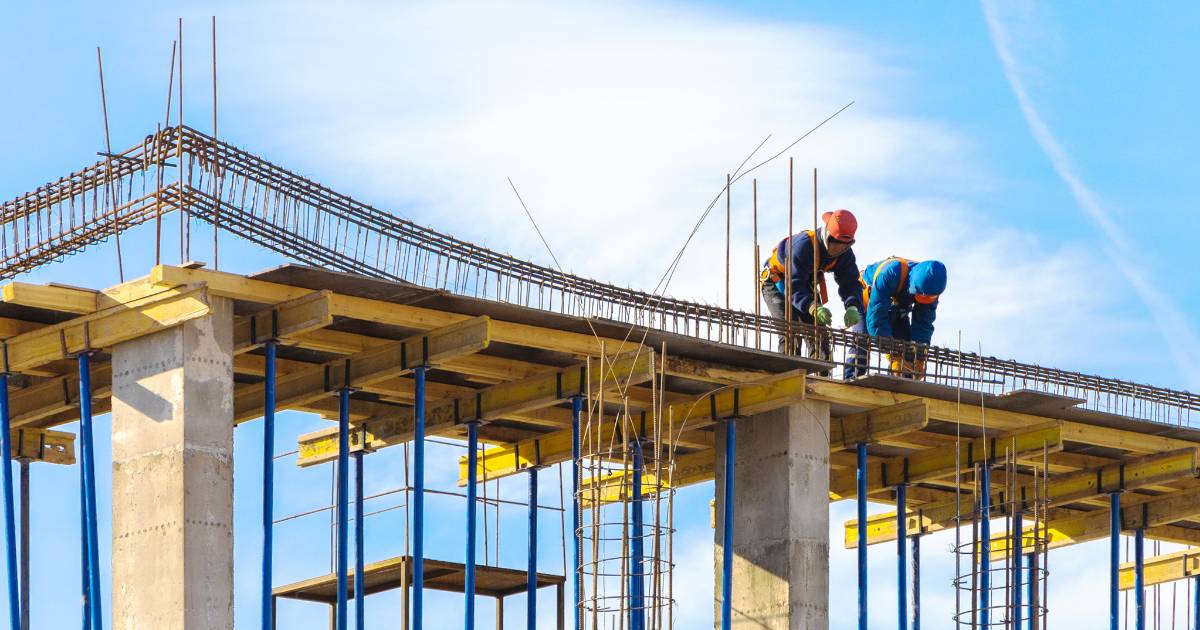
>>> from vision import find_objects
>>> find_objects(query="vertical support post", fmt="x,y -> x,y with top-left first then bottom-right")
80,461 -> 90,630
413,366 -> 426,629
720,418 -> 736,630
912,534 -> 920,630
261,340 -> 277,630
856,442 -> 868,630
630,440 -> 644,630
78,353 -> 103,630
335,388 -> 351,630
979,462 -> 991,628
19,458 -> 30,630
354,450 -> 365,630
1025,553 -> 1035,630
1013,510 -> 1023,628
0,371 -> 20,630
569,396 -> 582,630
1110,492 -> 1121,630
1192,575 -> 1199,630
527,467 -> 538,630
1135,527 -> 1145,630
897,483 -> 907,630
465,421 -> 479,629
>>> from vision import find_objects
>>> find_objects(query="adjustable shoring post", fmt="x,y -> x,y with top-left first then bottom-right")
570,395 -> 583,630
78,350 -> 103,630
465,419 -> 480,629
527,465 -> 538,629
335,387 -> 351,630
721,418 -> 737,630
0,344 -> 21,630
897,483 -> 907,630
413,365 -> 427,628
856,442 -> 868,630
261,337 -> 277,630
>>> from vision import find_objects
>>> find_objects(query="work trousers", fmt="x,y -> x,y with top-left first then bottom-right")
760,281 -> 832,367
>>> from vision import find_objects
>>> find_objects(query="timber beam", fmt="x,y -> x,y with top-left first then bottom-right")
11,427 -> 75,465
460,372 -> 806,485
296,350 -> 657,467
845,448 -> 1200,548
829,422 -> 1064,500
1118,548 -> 1200,591
234,316 -> 491,423
829,399 -> 928,450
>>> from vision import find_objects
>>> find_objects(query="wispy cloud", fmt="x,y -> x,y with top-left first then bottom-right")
981,0 -> 1200,388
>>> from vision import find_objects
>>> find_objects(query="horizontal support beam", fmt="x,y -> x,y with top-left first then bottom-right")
235,316 -> 491,423
829,423 -> 1064,500
1118,548 -> 1200,591
829,399 -> 928,450
458,372 -> 804,484
4,284 -> 212,373
11,427 -> 74,465
232,290 -> 334,353
579,450 -> 714,508
2,282 -> 98,314
846,448 -> 1200,548
990,487 -> 1200,558
807,380 -> 1200,455
296,350 -> 657,467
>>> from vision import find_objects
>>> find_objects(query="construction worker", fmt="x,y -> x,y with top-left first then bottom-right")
846,257 -> 947,380
760,209 -> 863,363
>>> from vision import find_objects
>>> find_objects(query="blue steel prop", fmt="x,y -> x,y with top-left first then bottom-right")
1026,553 -> 1035,630
721,419 -> 736,630
0,371 -> 21,630
354,450 -> 365,630
856,442 -> 867,630
78,353 -> 103,630
911,534 -> 920,630
1193,575 -> 1199,630
1111,492 -> 1121,630
336,389 -> 351,630
630,440 -> 645,630
897,483 -> 907,630
527,467 -> 538,629
80,466 -> 90,630
1135,528 -> 1145,630
413,366 -> 426,628
1013,510 -> 1023,625
570,396 -> 583,630
465,420 -> 479,629
261,340 -> 277,630
979,462 -> 991,627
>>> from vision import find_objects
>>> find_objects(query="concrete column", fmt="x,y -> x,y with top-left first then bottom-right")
714,400 -> 830,630
110,297 -> 234,629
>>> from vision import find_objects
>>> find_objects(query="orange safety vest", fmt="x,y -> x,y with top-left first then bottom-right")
760,230 -> 838,304
860,256 -> 912,308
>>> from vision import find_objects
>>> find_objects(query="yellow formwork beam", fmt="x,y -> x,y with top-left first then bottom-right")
845,448 -> 1200,548
829,423 -> 1064,500
2,282 -> 98,314
989,487 -> 1200,559
579,450 -> 714,508
234,316 -> 491,423
457,371 -> 805,485
458,372 -> 806,484
1118,548 -> 1200,591
11,427 -> 75,465
4,284 -> 212,374
830,399 -> 928,450
297,350 -> 657,467
232,290 -> 334,353
806,379 -> 1200,455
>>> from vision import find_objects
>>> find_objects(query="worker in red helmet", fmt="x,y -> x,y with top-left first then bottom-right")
760,209 -> 863,364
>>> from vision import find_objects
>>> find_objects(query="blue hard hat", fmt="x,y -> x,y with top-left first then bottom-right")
909,260 -> 947,296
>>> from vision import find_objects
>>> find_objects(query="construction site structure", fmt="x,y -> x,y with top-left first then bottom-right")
0,123 -> 1198,630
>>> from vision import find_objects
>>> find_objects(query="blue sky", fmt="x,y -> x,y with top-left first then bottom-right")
1,1 -> 1198,628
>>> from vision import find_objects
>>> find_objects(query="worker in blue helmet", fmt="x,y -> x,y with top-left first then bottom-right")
845,257 -> 947,380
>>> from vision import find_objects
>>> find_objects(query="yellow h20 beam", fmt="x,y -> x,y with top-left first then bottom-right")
845,448 -> 1200,548
1118,548 -> 1200,591
298,350 -> 656,467
829,422 -> 1064,500
458,371 -> 806,486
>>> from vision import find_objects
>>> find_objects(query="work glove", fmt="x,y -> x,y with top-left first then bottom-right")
843,306 -> 860,327
809,303 -> 832,326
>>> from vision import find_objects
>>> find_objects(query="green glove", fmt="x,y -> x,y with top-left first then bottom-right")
809,303 -> 832,326
844,306 -> 861,327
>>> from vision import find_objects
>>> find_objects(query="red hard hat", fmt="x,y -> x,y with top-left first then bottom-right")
821,209 -> 858,242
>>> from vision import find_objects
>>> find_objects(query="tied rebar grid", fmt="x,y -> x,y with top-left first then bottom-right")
576,357 -> 675,630
953,445 -> 1051,629
2,126 -> 1198,427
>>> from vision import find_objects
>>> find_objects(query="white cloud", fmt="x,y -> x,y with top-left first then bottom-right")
981,0 -> 1200,388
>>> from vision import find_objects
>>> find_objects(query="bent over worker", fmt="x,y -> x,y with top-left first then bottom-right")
760,209 -> 863,364
846,257 -> 947,380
